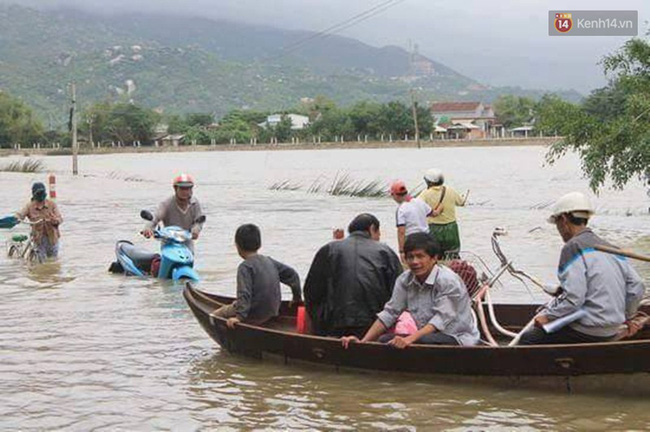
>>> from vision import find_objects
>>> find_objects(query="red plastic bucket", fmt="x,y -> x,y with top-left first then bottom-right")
296,306 -> 307,334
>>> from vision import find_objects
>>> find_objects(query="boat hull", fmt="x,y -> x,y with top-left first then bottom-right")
184,284 -> 650,377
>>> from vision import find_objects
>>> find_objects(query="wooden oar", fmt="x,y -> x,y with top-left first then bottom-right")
594,244 -> 650,263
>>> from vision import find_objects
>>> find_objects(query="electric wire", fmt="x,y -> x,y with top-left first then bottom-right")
264,0 -> 407,62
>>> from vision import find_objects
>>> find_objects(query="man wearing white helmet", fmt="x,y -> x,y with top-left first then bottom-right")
519,192 -> 646,345
143,173 -> 205,252
419,168 -> 468,259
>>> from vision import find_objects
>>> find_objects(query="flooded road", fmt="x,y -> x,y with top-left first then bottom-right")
1,146 -> 649,430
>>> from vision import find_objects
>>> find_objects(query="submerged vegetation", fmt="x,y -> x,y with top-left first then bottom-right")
271,172 -> 388,198
269,180 -> 302,191
107,171 -> 149,183
326,172 -> 386,198
0,158 -> 45,173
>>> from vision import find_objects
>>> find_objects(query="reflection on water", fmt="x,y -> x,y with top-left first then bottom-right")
0,147 -> 649,430
185,351 -> 650,430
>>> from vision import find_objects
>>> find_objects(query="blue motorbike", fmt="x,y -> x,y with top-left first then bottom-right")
109,210 -> 206,282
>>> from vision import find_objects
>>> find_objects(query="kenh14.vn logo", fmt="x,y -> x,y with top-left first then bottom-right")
554,13 -> 573,33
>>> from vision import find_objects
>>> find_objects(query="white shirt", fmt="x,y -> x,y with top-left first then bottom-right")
395,197 -> 432,236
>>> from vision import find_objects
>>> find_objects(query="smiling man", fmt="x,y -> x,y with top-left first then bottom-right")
341,232 -> 480,349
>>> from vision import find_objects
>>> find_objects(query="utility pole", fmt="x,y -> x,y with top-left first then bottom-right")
70,82 -> 78,175
410,88 -> 421,149
87,114 -> 94,149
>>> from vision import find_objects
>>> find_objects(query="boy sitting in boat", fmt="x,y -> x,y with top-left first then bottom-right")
341,232 -> 480,348
213,224 -> 302,328
519,192 -> 646,345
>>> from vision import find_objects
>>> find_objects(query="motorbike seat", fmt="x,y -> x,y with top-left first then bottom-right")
118,242 -> 159,273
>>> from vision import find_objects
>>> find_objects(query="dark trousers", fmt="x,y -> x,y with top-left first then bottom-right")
378,332 -> 459,345
518,325 -> 613,345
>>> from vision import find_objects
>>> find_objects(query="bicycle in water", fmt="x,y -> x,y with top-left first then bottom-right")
5,218 -> 44,263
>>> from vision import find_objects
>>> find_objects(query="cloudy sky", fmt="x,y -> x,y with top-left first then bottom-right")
18,0 -> 650,93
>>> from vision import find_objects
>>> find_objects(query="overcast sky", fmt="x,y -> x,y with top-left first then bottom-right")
17,0 -> 650,93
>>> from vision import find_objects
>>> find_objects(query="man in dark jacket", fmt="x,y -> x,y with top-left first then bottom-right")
304,213 -> 403,337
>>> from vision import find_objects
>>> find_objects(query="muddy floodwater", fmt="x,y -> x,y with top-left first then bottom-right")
1,146 -> 649,430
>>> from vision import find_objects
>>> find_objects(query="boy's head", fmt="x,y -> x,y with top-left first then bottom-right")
235,224 -> 261,257
403,232 -> 442,280
389,180 -> 409,204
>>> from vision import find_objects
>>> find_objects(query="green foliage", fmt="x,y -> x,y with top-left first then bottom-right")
166,114 -> 188,134
184,125 -> 212,145
274,115 -> 293,143
494,95 -> 536,128
415,103 -> 434,136
186,113 -> 214,127
81,101 -> 160,145
540,38 -> 650,191
0,92 -> 44,148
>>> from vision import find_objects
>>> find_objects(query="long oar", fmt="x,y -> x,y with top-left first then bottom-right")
594,244 -> 650,263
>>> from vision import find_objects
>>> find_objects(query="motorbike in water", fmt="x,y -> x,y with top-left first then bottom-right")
109,210 -> 206,282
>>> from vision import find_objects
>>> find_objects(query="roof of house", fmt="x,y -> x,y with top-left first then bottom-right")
510,126 -> 534,132
431,101 -> 482,112
447,121 -> 480,130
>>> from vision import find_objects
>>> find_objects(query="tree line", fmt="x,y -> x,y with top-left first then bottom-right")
1,92 -> 540,151
1,37 -> 649,191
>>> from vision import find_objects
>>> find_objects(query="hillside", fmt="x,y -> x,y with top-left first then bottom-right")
0,5 -> 582,124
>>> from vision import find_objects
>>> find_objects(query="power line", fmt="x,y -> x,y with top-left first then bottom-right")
265,0 -> 407,62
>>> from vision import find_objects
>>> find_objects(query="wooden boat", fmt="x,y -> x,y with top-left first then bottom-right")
184,284 -> 650,377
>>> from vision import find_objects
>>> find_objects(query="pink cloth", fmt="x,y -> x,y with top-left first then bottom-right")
394,311 -> 418,335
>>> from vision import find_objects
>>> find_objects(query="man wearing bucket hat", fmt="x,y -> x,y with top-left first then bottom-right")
419,168 -> 468,259
143,173 -> 204,252
15,182 -> 63,261
519,192 -> 646,345
389,180 -> 433,264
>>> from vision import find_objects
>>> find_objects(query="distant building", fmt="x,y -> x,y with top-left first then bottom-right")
509,126 -> 535,138
260,114 -> 310,130
439,122 -> 483,140
153,133 -> 185,147
430,101 -> 502,139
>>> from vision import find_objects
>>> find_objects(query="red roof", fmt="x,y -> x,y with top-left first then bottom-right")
430,101 -> 481,112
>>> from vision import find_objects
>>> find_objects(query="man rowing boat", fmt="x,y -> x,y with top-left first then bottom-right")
519,192 -> 646,345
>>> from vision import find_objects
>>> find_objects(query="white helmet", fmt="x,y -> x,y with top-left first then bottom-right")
547,192 -> 594,223
424,168 -> 444,184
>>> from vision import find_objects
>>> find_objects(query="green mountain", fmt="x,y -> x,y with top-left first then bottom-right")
0,5 -> 582,125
